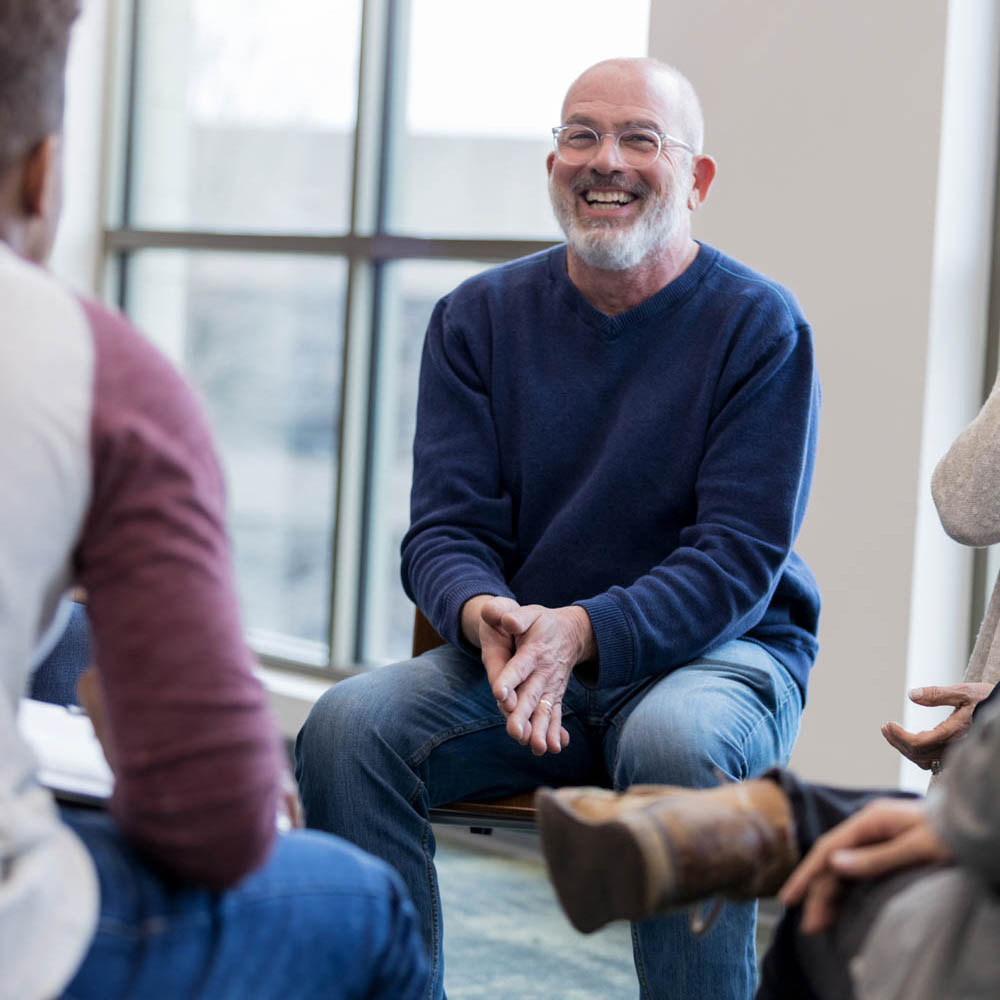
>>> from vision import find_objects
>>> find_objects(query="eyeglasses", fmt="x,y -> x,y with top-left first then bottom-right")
551,125 -> 696,168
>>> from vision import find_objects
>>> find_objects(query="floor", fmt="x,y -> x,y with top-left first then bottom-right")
435,826 -> 780,999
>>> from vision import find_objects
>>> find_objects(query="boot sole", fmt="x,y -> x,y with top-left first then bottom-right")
536,788 -> 673,934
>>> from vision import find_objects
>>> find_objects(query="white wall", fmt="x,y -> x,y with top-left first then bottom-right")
650,0 -> 1000,786
50,0 -> 112,293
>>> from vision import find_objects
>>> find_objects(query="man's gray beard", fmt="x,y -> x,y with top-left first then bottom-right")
549,176 -> 685,272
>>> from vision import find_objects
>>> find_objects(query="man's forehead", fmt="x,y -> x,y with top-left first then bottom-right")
565,109 -> 663,127
561,63 -> 680,127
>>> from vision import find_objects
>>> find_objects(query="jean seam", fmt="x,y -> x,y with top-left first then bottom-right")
405,717 -> 508,770
93,884 -> 400,942
95,913 -> 198,939
630,920 -> 651,997
737,676 -> 801,771
418,810 -> 440,1000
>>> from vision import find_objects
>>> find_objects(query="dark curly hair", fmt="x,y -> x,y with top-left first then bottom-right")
0,0 -> 80,172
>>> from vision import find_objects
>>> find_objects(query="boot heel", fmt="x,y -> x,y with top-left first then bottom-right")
536,788 -> 674,934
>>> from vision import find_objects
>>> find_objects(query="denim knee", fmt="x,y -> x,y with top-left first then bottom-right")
613,709 -> 731,789
298,669 -> 414,763
295,666 -> 438,831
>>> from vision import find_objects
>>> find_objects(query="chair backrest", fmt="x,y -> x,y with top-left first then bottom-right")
412,607 -> 446,658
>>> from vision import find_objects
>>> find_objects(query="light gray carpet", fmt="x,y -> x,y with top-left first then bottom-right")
435,827 -> 781,999
436,827 -> 636,998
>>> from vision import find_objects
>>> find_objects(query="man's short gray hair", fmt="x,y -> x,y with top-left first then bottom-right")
0,0 -> 80,172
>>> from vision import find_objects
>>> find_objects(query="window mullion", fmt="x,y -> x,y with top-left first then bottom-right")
329,0 -> 393,667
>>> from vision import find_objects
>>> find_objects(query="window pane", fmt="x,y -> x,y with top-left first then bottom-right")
391,0 -> 650,238
129,0 -> 360,233
361,260 -> 490,663
125,250 -> 345,660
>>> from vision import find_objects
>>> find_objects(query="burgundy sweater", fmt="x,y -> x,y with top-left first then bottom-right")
74,298 -> 283,887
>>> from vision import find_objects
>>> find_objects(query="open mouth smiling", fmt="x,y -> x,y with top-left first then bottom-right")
582,189 -> 639,209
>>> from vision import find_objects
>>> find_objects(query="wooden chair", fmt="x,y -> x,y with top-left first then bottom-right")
415,609 -> 539,833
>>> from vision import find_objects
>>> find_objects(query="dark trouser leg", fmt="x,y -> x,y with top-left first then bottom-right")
29,601 -> 90,705
755,773 -> 921,1000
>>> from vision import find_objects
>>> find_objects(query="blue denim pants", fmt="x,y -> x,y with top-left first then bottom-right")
59,805 -> 429,999
296,639 -> 803,1000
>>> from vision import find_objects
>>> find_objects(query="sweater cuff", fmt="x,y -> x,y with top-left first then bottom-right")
440,580 -> 516,651
574,593 -> 634,688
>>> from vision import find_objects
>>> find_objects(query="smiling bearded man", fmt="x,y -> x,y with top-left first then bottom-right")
297,57 -> 822,1000
547,62 -> 700,272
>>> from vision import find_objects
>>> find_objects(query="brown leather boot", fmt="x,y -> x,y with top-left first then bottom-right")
536,780 -> 799,934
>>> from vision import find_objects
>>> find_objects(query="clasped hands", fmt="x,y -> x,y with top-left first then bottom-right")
462,595 -> 595,757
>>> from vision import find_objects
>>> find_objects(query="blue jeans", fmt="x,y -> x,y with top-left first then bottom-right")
59,805 -> 429,999
29,601 -> 90,705
296,639 -> 803,1000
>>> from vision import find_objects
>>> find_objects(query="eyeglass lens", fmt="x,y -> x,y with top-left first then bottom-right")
555,126 -> 662,167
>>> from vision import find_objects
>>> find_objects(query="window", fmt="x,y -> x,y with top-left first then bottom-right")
105,0 -> 651,672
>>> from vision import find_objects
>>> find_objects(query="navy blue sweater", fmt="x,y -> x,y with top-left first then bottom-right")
401,243 -> 820,697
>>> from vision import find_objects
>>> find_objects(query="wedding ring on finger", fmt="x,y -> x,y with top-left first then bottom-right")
538,698 -> 555,712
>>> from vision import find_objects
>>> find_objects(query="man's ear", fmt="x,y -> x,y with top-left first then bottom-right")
546,150 -> 556,177
20,135 -> 59,217
687,154 -> 717,211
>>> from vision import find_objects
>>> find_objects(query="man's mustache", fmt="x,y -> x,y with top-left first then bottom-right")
569,172 -> 650,199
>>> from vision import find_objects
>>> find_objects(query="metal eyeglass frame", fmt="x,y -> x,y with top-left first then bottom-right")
551,125 -> 697,167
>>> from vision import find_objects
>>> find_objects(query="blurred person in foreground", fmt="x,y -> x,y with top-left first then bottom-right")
0,2 -> 427,997
538,378 -> 1000,1000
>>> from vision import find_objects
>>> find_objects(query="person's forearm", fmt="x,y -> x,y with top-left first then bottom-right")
401,300 -> 519,649
78,297 -> 283,890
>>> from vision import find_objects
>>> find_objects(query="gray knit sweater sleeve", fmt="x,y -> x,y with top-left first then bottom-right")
932,375 -> 1000,547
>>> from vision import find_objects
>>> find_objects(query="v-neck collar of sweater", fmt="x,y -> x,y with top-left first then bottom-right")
546,241 -> 719,337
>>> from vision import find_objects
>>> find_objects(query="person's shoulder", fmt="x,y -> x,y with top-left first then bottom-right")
701,244 -> 807,329
0,249 -> 93,351
0,252 -> 96,418
75,296 -> 218,461
76,295 -> 169,366
76,295 -> 193,398
445,245 -> 561,306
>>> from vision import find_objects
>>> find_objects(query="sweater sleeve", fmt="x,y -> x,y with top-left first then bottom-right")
75,299 -> 282,889
926,688 -> 1000,885
932,373 -> 1000,547
401,297 -> 517,646
577,316 -> 819,687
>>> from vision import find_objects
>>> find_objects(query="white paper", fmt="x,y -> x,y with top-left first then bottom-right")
17,698 -> 113,803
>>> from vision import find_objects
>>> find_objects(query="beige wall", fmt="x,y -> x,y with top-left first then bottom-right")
650,0 -> 1000,786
